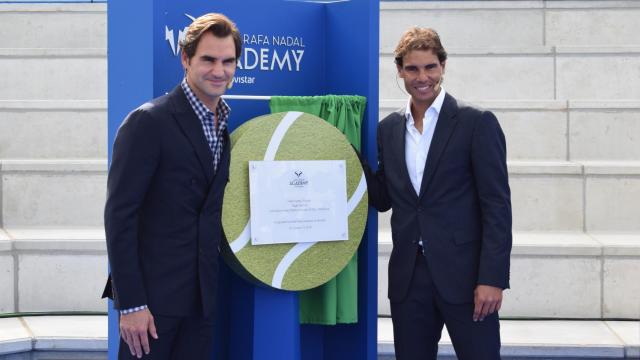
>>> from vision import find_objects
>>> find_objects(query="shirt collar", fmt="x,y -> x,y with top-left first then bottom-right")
404,87 -> 446,125
181,78 -> 231,126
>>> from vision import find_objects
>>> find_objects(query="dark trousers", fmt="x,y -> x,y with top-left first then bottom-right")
390,252 -> 501,360
118,314 -> 215,360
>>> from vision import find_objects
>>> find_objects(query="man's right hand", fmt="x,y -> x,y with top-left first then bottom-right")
120,308 -> 158,358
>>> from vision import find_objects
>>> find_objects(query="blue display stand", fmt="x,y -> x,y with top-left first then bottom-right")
107,1 -> 379,359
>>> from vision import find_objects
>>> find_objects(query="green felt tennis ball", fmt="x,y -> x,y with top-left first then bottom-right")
221,111 -> 368,291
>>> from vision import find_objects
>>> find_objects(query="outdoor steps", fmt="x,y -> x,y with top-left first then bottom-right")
0,48 -> 106,101
377,0 -> 640,327
0,160 -> 106,228
1,227 -> 638,319
1,158 -> 639,231
0,316 -> 638,360
0,228 -> 107,313
0,101 -> 106,159
380,100 -> 640,163
379,45 -> 640,101
378,318 -> 640,359
377,231 -> 640,319
379,1 -> 640,51
0,4 -> 105,49
375,160 -> 640,233
0,0 -> 637,325
0,316 -> 106,360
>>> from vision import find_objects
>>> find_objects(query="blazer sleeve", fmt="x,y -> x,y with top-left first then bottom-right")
104,107 -> 160,309
471,111 -> 512,289
361,124 -> 392,212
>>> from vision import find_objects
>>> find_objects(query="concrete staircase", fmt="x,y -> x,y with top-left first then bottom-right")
377,0 -> 640,321
0,3 -> 108,314
0,316 -> 638,359
0,2 -> 637,358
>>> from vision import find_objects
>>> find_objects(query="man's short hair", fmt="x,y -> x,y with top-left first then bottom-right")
180,13 -> 242,60
394,27 -> 447,67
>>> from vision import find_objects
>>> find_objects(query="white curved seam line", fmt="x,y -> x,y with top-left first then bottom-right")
230,112 -> 302,253
263,111 -> 303,161
271,171 -> 367,287
271,242 -> 315,288
346,171 -> 367,215
230,222 -> 251,254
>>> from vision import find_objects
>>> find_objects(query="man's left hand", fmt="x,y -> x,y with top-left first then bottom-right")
473,285 -> 503,322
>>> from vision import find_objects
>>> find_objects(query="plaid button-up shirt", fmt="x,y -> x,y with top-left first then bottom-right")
181,78 -> 230,173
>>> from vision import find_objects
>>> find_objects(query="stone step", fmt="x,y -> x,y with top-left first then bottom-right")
0,228 -> 106,313
380,1 -> 640,52
0,3 -> 106,49
0,160 -> 106,228
379,46 -> 640,101
0,316 -> 637,359
0,100 -> 107,159
2,226 -> 638,320
1,159 -> 637,230
381,100 -> 640,162
0,48 -> 106,101
0,316 -> 107,359
2,98 -> 637,161
377,231 -> 640,319
510,161 -> 640,232
377,161 -> 640,232
0,230 -> 11,314
378,318 -> 640,359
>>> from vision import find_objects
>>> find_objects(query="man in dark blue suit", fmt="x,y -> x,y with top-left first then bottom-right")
365,27 -> 512,359
103,13 -> 241,359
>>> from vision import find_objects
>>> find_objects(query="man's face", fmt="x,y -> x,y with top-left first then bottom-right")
397,49 -> 445,108
181,32 -> 237,109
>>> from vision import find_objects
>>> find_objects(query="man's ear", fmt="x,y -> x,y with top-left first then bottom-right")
181,51 -> 189,70
396,64 -> 404,78
441,60 -> 446,74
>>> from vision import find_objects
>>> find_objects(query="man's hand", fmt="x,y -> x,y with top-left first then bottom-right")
473,285 -> 503,322
120,308 -> 158,358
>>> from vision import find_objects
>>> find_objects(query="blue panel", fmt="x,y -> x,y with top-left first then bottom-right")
0,1 -> 96,3
150,2 -> 325,360
107,300 -> 119,360
107,1 -> 154,359
253,287 -> 300,360
321,1 -> 379,359
108,1 -> 378,359
153,0 -> 324,96
107,0 -> 154,162
227,270 -> 256,360
300,325 -> 324,360
153,0 -> 325,127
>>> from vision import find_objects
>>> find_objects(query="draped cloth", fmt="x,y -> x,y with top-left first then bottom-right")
270,95 -> 366,325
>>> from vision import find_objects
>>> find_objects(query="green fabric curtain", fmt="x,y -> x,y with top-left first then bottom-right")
270,95 -> 367,325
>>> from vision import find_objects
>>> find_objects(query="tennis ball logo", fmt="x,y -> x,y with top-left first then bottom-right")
221,112 -> 367,290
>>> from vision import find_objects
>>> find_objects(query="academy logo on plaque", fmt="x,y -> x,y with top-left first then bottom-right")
289,170 -> 308,187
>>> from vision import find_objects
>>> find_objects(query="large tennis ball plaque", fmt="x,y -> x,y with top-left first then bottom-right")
221,112 -> 367,291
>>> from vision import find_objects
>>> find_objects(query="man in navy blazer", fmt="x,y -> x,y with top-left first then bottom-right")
103,13 -> 241,359
365,27 -> 512,359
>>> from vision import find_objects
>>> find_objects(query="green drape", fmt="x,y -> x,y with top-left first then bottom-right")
270,95 -> 367,325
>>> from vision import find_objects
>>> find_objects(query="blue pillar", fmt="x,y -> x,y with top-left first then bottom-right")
107,1 -> 378,359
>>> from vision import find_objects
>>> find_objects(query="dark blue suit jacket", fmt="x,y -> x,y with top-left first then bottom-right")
366,93 -> 512,304
103,86 -> 230,318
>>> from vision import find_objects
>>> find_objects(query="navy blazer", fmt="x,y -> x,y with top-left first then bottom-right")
103,86 -> 230,318
366,93 -> 512,304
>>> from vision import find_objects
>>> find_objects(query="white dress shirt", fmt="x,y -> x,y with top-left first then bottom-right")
405,88 -> 446,196
405,88 -> 446,252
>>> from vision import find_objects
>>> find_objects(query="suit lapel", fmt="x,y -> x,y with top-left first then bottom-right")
391,110 -> 417,198
418,93 -> 459,200
170,86 -> 215,183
